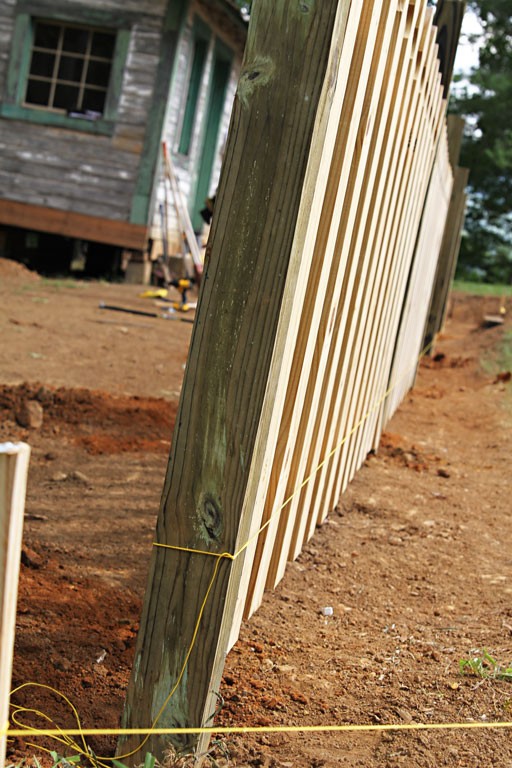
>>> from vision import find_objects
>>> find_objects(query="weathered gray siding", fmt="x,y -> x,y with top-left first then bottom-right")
151,0 -> 243,249
0,0 -> 166,222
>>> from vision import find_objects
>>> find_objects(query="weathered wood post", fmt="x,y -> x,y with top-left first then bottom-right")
423,114 -> 469,350
119,0 -> 346,760
433,0 -> 466,98
0,443 -> 30,768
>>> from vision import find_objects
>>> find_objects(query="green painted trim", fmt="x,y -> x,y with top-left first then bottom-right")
6,14 -> 32,103
16,0 -> 140,29
130,0 -> 189,226
0,103 -> 115,135
103,28 -> 131,121
178,37 -> 208,156
1,11 -> 130,136
190,43 -> 232,231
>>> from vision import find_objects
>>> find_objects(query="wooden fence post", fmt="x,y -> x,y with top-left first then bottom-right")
0,443 -> 30,768
119,0 -> 347,760
423,114 -> 469,350
433,0 -> 466,99
423,163 -> 469,348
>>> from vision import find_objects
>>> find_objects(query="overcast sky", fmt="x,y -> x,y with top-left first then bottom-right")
454,8 -> 483,73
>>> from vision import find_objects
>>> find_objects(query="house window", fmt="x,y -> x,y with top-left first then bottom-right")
25,21 -> 116,117
0,11 -> 132,135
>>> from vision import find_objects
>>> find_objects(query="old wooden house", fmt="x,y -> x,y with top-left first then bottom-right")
0,0 -> 246,279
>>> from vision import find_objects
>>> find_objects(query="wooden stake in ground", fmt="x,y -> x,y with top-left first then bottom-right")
119,0 -> 343,761
0,443 -> 30,768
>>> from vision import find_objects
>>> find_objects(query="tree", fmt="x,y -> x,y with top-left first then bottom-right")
450,0 -> 512,283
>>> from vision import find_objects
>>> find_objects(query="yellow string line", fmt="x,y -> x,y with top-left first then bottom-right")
154,338 -> 435,564
3,722 -> 512,738
6,340 -> 438,756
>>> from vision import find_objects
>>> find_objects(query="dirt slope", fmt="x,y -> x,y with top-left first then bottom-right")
1,259 -> 511,768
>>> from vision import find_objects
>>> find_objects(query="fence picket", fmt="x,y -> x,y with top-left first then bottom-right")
121,1 -> 467,761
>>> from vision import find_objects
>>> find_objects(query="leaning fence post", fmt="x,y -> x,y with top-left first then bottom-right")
119,0 -> 346,761
0,443 -> 30,768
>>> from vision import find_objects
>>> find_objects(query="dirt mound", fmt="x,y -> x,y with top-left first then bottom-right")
10,551 -> 140,760
448,290 -> 508,324
0,257 -> 40,285
0,383 -> 177,454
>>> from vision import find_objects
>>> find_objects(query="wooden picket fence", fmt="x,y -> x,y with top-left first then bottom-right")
121,0 -> 462,760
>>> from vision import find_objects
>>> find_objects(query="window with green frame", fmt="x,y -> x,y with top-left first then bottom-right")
25,21 -> 116,116
0,8 -> 131,135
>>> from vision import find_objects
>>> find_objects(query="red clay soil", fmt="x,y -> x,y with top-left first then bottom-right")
1,259 -> 511,768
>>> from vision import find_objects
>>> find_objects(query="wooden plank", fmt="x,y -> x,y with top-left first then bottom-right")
0,199 -> 147,249
244,0 -> 396,618
250,0 -> 409,604
227,0 -> 366,638
319,7 -> 441,520
0,443 -> 30,768
433,0 -> 466,99
423,164 -> 469,348
446,113 -> 465,167
345,32 -> 446,482
291,0 -> 430,551
119,1 -> 345,760
351,41 -> 447,475
296,0 -> 426,545
384,131 -> 453,422
422,113 -> 468,349
330,15 -> 437,511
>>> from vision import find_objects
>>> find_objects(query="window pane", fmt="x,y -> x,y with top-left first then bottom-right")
24,20 -> 116,117
30,51 -> 56,78
90,32 -> 115,59
25,79 -> 51,106
58,55 -> 84,83
53,83 -> 80,110
34,22 -> 60,50
85,59 -> 111,87
82,88 -> 107,114
62,26 -> 89,54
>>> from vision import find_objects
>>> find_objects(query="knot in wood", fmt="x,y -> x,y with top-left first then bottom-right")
197,492 -> 223,543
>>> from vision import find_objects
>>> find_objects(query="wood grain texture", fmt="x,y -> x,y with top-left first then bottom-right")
119,2 -> 457,761
297,0 -> 430,543
423,164 -> 469,348
0,444 -> 30,768
244,0 -> 387,617
288,0 -> 423,560
384,128 -> 453,422
247,0 -> 406,609
119,0 -> 341,760
0,200 -> 147,248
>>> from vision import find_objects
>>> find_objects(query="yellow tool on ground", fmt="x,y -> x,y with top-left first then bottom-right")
141,280 -> 196,312
139,288 -> 169,299
168,278 -> 195,312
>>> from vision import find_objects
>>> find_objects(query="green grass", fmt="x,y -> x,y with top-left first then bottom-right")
41,278 -> 82,290
452,280 -> 512,297
460,650 -> 512,682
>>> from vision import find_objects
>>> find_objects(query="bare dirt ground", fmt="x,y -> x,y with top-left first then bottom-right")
1,257 -> 512,768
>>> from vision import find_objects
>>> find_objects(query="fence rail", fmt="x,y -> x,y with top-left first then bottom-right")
121,0 -> 462,760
